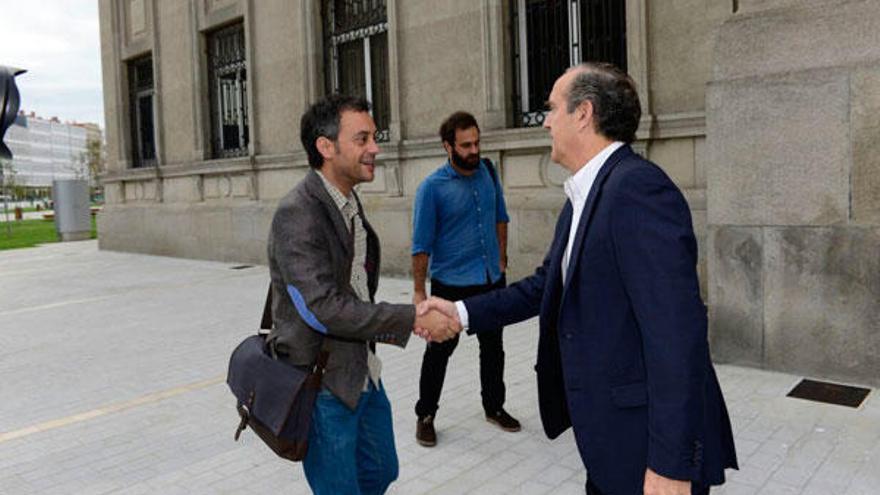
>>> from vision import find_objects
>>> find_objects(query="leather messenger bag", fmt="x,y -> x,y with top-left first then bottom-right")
226,287 -> 327,462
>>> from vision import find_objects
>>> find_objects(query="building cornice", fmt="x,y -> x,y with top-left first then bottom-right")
100,112 -> 706,184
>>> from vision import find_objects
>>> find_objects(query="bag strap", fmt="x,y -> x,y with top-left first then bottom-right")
265,282 -> 331,370
260,284 -> 273,331
483,158 -> 499,190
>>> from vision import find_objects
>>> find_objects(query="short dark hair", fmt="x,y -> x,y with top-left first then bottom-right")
565,63 -> 641,143
300,94 -> 371,168
439,111 -> 480,146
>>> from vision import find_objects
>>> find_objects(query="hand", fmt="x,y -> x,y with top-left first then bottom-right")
643,468 -> 690,495
414,297 -> 462,342
414,308 -> 459,343
412,289 -> 427,305
416,296 -> 460,324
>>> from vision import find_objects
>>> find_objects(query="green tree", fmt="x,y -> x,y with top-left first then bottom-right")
0,158 -> 15,235
75,137 -> 105,202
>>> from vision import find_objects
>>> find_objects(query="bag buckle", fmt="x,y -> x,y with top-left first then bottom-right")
234,392 -> 254,441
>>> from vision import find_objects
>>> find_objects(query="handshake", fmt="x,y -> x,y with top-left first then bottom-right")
412,297 -> 462,343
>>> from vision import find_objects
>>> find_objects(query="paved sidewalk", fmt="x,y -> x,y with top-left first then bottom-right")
0,241 -> 878,494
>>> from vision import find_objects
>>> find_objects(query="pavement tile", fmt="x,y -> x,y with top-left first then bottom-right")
1,241 -> 878,494
757,481 -> 802,495
713,480 -> 759,495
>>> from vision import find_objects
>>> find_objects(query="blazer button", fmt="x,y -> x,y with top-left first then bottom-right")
564,333 -> 573,340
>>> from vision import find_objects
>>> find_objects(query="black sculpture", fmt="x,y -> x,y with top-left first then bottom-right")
0,65 -> 26,160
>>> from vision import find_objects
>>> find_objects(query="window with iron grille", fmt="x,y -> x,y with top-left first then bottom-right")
208,22 -> 249,158
323,0 -> 391,142
511,0 -> 626,127
128,55 -> 156,167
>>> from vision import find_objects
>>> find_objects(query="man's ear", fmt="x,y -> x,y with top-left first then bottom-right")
316,136 -> 336,161
442,141 -> 454,159
577,100 -> 594,132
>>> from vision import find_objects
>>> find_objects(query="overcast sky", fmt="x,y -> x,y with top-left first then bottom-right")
0,0 -> 104,128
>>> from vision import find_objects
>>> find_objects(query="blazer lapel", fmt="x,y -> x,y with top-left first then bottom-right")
561,145 -> 632,298
304,170 -> 353,260
548,201 -> 572,292
353,191 -> 380,299
546,201 -> 572,323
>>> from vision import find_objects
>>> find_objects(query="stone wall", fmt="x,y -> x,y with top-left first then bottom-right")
707,0 -> 880,385
97,0 -> 713,291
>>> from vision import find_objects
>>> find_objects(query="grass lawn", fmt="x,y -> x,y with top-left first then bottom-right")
0,216 -> 97,251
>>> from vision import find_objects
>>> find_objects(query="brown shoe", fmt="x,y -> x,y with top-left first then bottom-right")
486,409 -> 521,432
416,415 -> 437,447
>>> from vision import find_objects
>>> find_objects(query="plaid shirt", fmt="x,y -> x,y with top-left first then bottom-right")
317,171 -> 382,388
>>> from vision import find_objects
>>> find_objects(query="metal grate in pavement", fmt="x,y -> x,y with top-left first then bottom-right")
787,378 -> 871,408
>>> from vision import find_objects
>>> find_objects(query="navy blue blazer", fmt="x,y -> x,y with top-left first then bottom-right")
464,145 -> 737,493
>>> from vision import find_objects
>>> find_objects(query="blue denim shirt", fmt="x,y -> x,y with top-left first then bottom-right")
412,159 -> 509,286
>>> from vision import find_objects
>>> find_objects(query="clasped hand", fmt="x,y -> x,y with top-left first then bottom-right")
413,296 -> 462,343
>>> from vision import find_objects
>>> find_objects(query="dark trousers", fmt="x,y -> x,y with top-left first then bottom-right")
415,275 -> 506,418
586,477 -> 711,495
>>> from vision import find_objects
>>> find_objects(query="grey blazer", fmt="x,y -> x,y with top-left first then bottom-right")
267,169 -> 414,409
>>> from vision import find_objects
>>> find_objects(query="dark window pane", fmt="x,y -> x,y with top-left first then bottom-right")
511,0 -> 627,128
526,0 -> 569,114
137,94 -> 155,162
369,31 -> 390,134
332,0 -> 386,34
338,40 -> 366,99
128,55 -> 155,167
241,69 -> 249,148
580,0 -> 627,71
323,0 -> 390,140
219,73 -> 241,151
208,22 -> 249,158
133,59 -> 153,91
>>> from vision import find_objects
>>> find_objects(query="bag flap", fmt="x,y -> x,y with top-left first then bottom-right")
227,334 -> 309,435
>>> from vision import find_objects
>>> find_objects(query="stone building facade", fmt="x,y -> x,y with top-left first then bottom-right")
97,0 -> 880,386
707,0 -> 880,387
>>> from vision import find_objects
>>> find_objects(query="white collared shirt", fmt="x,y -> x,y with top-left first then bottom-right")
561,141 -> 624,283
454,141 -> 624,329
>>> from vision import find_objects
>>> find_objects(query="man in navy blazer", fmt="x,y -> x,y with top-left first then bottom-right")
418,63 -> 737,494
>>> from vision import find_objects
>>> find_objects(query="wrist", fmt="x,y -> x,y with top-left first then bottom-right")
413,287 -> 427,305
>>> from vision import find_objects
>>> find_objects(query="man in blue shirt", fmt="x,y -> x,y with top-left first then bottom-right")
411,111 -> 520,447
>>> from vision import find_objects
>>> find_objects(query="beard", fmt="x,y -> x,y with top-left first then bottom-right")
451,148 -> 480,171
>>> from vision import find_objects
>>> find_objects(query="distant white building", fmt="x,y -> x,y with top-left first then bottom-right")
3,111 -> 102,193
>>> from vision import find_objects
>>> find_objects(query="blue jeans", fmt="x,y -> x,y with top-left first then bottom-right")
303,381 -> 399,495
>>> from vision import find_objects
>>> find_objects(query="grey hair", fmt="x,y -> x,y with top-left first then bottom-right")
564,63 -> 642,143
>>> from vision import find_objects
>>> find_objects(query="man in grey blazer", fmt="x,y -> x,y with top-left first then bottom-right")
267,94 -> 453,495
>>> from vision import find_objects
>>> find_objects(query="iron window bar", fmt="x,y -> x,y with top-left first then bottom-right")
324,0 -> 390,142
512,0 -> 626,128
208,23 -> 249,158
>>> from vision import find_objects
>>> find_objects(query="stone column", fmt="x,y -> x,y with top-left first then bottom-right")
706,0 -> 880,385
